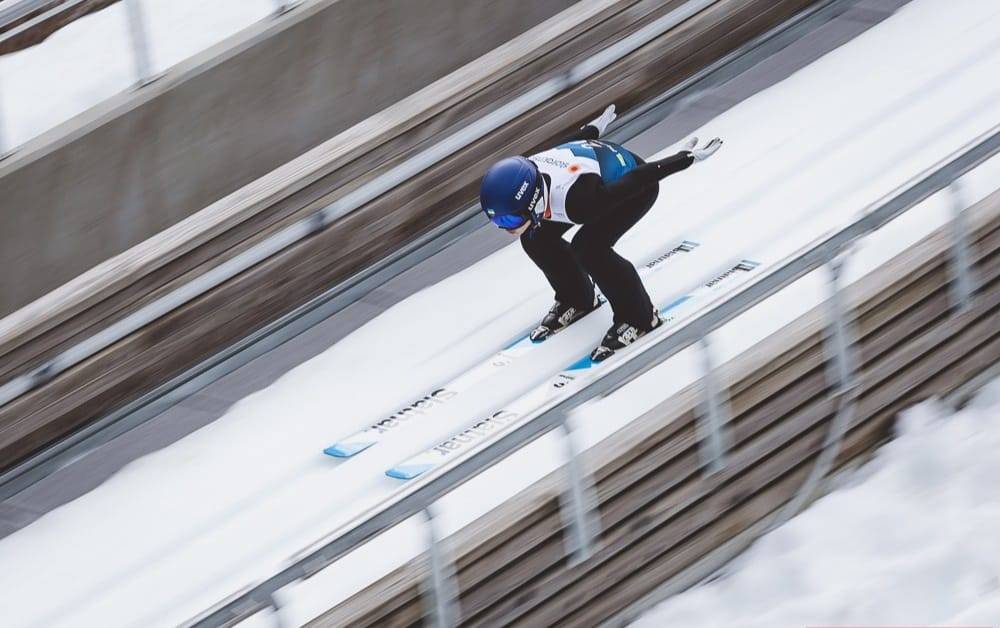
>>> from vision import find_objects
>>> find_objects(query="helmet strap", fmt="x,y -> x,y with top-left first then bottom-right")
526,178 -> 547,228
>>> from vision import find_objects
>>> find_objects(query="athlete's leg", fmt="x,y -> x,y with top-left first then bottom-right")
571,184 -> 660,329
520,220 -> 595,308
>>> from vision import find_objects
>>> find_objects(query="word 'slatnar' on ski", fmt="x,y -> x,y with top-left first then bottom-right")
386,257 -> 761,480
430,410 -> 519,457
323,240 -> 701,459
323,388 -> 458,457
373,388 -> 458,434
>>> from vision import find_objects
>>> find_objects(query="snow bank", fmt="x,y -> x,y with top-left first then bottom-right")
632,377 -> 1000,628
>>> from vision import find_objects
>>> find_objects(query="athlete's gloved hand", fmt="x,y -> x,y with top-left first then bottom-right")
684,136 -> 723,162
586,104 -> 617,137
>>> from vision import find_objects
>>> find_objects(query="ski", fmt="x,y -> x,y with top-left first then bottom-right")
385,257 -> 761,480
324,239 -> 701,458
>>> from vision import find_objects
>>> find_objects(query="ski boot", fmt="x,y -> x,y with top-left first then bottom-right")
590,308 -> 662,362
529,295 -> 601,342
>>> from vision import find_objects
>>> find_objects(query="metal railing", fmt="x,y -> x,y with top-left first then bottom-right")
0,0 -> 59,25
0,0 -> 298,156
184,125 -> 1000,627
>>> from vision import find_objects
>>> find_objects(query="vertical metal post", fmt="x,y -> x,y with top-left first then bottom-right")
123,0 -> 155,86
768,253 -> 859,532
557,416 -> 602,566
946,181 -> 976,312
268,594 -> 286,628
695,335 -> 732,475
422,506 -> 459,628
824,256 -> 854,390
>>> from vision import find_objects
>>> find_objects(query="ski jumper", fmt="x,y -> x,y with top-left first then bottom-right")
520,126 -> 694,330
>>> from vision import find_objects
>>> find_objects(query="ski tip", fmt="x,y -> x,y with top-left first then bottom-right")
385,464 -> 434,480
324,441 -> 373,458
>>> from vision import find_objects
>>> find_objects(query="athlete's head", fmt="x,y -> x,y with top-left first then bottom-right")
479,156 -> 544,235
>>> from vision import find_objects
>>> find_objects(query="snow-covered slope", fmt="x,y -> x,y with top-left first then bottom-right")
632,377 -> 1000,628
0,0 -> 998,626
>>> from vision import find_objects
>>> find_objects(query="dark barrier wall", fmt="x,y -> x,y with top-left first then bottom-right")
0,0 -> 576,316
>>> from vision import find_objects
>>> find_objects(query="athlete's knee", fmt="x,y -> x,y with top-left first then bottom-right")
571,234 -> 612,269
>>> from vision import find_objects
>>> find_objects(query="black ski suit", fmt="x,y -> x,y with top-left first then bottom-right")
520,126 -> 694,330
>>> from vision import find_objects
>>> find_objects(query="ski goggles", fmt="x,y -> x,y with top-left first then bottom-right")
488,211 -> 530,230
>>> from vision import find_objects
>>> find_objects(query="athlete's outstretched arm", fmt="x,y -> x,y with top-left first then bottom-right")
564,137 -> 722,224
565,151 -> 692,223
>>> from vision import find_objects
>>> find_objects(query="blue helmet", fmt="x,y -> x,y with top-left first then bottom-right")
480,156 -> 543,230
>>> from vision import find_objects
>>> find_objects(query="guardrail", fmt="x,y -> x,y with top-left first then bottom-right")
0,0 -> 53,25
0,0 -> 297,155
183,125 -> 1000,626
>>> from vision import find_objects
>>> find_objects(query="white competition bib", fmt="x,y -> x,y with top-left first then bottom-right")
528,146 -> 600,224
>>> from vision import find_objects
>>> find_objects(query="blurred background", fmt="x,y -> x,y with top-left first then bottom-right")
0,0 -> 997,626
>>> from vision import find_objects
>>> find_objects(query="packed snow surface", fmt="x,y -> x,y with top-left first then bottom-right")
0,0 -> 998,626
632,378 -> 1000,628
0,0 -> 274,149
